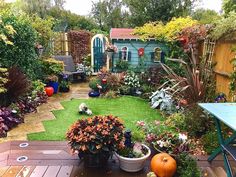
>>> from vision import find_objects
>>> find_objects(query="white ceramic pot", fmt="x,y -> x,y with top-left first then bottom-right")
115,144 -> 151,172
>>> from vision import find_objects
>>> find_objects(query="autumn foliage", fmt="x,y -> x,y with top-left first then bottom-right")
68,30 -> 91,63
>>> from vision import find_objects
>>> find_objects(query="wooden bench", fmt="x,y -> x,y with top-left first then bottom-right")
53,55 -> 86,82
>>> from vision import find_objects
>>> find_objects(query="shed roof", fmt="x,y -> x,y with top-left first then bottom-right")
110,28 -> 140,40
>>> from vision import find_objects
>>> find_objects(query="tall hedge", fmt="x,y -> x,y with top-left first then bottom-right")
68,30 -> 91,63
0,11 -> 42,79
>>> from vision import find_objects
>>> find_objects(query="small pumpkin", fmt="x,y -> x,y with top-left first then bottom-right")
150,153 -> 177,177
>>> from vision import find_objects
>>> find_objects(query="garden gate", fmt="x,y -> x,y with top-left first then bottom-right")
91,34 -> 108,73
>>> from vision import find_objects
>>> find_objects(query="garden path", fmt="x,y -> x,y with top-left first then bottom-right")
0,82 -> 90,143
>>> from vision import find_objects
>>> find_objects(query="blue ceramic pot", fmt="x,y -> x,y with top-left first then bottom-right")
88,91 -> 100,97
48,81 -> 59,94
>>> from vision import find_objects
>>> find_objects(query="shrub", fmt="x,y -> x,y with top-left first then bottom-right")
175,152 -> 201,177
106,74 -> 120,91
0,66 -> 30,106
0,68 -> 8,94
165,113 -> 188,132
102,90 -> 118,99
119,85 -> 131,95
89,78 -> 101,91
42,58 -> 64,76
201,131 -> 219,154
0,11 -> 40,79
66,115 -> 124,154
183,105 -> 214,137
115,60 -> 129,71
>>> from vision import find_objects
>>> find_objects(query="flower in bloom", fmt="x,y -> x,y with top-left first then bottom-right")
179,133 -> 188,142
136,121 -> 145,127
146,133 -> 156,142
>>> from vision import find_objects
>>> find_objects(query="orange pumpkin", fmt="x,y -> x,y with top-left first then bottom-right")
150,153 -> 177,177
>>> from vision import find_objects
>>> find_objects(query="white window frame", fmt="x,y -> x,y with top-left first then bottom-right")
153,47 -> 162,63
121,46 -> 129,61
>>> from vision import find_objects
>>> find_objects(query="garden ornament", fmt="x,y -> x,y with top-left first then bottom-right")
78,103 -> 92,115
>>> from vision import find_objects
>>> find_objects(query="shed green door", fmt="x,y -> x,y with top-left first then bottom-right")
93,37 -> 104,72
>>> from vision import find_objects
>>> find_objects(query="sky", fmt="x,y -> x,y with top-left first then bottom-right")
5,0 -> 223,16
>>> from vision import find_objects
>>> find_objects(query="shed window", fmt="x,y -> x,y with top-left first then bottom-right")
121,46 -> 128,61
153,47 -> 162,62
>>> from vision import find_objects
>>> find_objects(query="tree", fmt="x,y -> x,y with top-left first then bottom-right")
223,0 -> 236,15
124,0 -> 197,26
91,0 -> 129,31
16,0 -> 52,18
48,7 -> 98,31
192,8 -> 220,24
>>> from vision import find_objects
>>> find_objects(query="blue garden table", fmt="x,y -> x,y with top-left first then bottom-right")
199,103 -> 236,177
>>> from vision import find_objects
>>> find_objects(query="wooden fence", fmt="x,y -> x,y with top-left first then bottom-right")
212,40 -> 235,100
51,32 -> 71,55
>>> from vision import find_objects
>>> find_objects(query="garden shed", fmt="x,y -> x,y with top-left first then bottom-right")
110,28 -> 168,71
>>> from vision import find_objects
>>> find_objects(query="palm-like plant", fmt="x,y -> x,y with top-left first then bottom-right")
161,48 -> 214,104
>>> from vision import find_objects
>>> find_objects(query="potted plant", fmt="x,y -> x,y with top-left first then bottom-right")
88,78 -> 101,97
59,80 -> 70,92
66,115 -> 124,168
115,130 -> 151,172
46,75 -> 59,94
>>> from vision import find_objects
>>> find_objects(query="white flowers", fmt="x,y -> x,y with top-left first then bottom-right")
156,140 -> 170,148
124,71 -> 140,88
179,133 -> 188,142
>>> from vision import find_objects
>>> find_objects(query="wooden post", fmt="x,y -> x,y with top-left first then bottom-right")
64,33 -> 69,56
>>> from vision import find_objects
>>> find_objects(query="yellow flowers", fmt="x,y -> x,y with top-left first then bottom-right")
134,16 -> 198,41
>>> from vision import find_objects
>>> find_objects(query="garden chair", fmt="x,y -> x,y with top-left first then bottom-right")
53,55 -> 86,82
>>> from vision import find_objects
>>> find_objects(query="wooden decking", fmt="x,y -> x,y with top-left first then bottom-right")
0,141 -> 235,177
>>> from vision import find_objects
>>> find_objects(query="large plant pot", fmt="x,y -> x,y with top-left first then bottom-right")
80,152 -> 110,168
48,81 -> 59,94
88,90 -> 100,97
115,144 -> 151,172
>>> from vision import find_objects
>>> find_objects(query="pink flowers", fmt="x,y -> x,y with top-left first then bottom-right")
136,121 -> 146,127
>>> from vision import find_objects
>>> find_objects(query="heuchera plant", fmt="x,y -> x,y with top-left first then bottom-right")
0,107 -> 23,137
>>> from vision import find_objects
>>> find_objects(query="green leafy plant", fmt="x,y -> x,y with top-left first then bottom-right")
164,113 -> 188,132
175,152 -> 201,177
42,58 -> 64,76
201,131 -> 219,154
0,67 -> 8,93
0,11 -> 40,79
89,78 -> 101,91
115,59 -> 129,71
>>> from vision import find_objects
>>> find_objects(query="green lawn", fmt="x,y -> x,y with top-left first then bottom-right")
27,96 -> 162,141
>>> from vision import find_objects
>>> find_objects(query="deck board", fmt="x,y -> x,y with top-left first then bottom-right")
2,166 -> 23,177
43,166 -> 60,177
57,166 -> 73,177
16,166 -> 36,177
0,141 -> 235,177
29,166 -> 48,177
